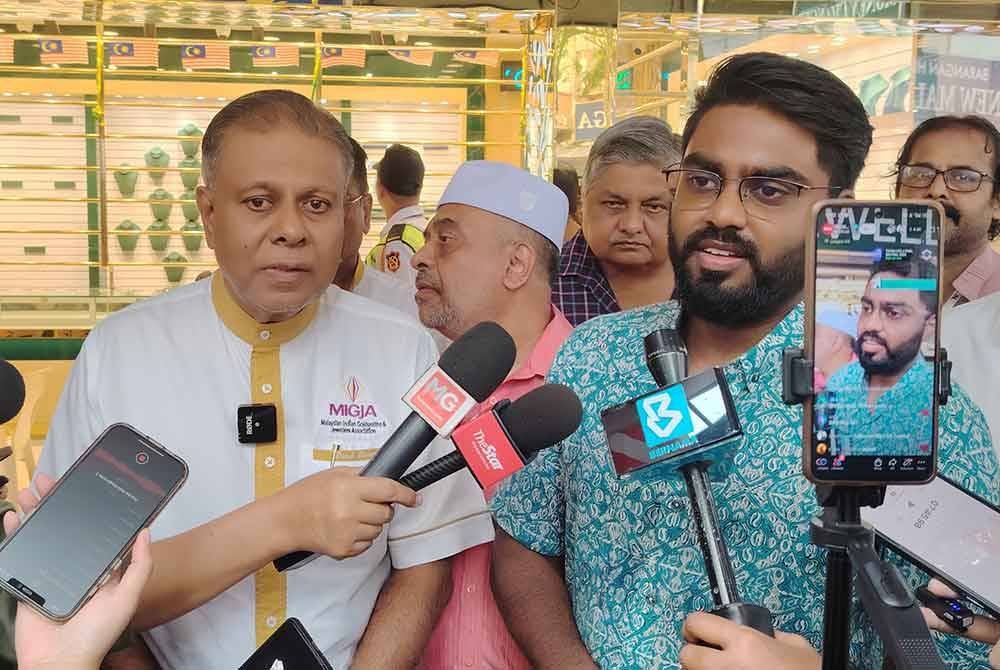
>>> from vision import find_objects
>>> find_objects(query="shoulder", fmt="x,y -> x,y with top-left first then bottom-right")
551,301 -> 678,381
320,285 -> 425,338
85,281 -> 210,349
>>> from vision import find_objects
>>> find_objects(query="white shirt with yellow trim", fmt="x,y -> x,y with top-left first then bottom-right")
36,278 -> 492,670
353,265 -> 450,353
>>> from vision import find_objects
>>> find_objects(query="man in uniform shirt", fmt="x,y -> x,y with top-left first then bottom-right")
335,137 -> 420,317
491,53 -> 998,669
365,144 -> 427,285
36,90 -> 492,669
411,161 -> 572,669
819,260 -> 937,458
894,115 -> 1000,311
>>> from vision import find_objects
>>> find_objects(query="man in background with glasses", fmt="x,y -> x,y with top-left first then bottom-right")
492,52 -> 998,669
895,115 -> 1000,311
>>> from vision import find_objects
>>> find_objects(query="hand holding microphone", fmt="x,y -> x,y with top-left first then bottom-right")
274,322 -> 517,572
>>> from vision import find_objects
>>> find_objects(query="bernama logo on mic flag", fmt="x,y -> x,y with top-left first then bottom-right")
639,385 -> 695,458
404,367 -> 477,436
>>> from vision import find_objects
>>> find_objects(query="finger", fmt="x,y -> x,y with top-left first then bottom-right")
921,606 -> 952,634
359,478 -> 419,507
775,630 -> 814,650
354,522 -> 385,542
965,616 -> 1000,646
348,539 -> 373,556
33,473 -> 55,498
681,611 -> 732,647
2,510 -> 17,536
355,501 -> 395,526
678,642 -> 722,669
927,578 -> 960,599
112,529 -> 153,604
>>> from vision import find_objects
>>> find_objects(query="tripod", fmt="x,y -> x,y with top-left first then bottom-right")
783,348 -> 949,670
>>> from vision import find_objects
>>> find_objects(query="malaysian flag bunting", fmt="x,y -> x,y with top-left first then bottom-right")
453,50 -> 500,67
181,43 -> 230,70
39,38 -> 89,65
252,45 -> 299,67
387,49 -> 433,67
106,39 -> 158,67
321,47 -> 365,68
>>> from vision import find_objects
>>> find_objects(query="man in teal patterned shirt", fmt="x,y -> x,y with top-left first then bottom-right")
820,259 -> 938,459
491,52 -> 999,670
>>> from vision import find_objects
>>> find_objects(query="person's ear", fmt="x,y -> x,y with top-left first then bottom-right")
838,189 -> 855,200
197,185 -> 217,249
503,241 -> 535,291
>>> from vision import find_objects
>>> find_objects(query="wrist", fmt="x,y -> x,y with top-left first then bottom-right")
259,490 -> 298,558
22,656 -> 99,670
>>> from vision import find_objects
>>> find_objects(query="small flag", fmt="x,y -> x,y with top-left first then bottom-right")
0,37 -> 13,64
181,43 -> 230,70
387,49 -> 433,67
453,50 -> 500,67
252,45 -> 299,68
321,47 -> 365,68
38,38 -> 89,65
106,39 -> 158,67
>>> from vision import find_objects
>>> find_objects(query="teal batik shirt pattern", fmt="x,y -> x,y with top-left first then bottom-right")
492,301 -> 999,669
819,358 -> 935,457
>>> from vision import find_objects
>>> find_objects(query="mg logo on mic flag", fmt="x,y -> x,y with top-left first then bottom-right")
403,367 -> 476,436
639,384 -> 694,454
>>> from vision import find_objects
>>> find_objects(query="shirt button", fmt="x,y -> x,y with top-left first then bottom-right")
259,330 -> 271,341
265,615 -> 277,628
261,383 -> 272,394
264,456 -> 276,468
463,657 -> 474,667
466,585 -> 475,593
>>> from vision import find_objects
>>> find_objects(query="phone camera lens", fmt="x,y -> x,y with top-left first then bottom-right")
135,452 -> 149,465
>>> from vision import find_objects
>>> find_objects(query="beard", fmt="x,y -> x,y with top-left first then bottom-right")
855,328 -> 924,376
669,226 -> 804,328
414,270 -> 461,336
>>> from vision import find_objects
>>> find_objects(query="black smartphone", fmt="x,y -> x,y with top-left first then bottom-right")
239,617 -> 333,670
803,199 -> 944,485
600,367 -> 741,477
862,475 -> 1000,618
0,423 -> 187,621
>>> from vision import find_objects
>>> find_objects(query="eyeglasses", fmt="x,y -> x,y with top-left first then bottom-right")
346,192 -> 370,206
663,167 -> 839,219
897,165 -> 995,193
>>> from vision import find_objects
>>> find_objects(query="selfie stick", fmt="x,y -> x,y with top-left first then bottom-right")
782,347 -> 951,670
644,330 -> 774,636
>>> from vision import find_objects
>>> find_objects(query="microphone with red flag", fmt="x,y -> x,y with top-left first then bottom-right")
399,384 -> 582,492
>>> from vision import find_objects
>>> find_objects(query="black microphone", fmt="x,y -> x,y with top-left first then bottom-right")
400,383 -> 582,491
274,321 -> 517,572
643,329 -> 774,638
0,360 -> 25,425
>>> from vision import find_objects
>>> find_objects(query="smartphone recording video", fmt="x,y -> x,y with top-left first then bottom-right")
804,200 -> 943,485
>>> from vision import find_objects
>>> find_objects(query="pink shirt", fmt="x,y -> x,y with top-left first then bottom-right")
419,308 -> 574,670
952,246 -> 1000,306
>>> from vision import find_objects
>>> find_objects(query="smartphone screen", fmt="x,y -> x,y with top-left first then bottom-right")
240,617 -> 333,670
862,476 -> 1000,617
0,424 -> 187,619
601,368 -> 741,476
805,201 -> 942,484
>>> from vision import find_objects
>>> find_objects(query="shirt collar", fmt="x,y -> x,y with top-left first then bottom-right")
387,205 -> 426,228
559,230 -> 603,278
349,255 -> 365,291
508,307 -> 574,382
211,272 -> 319,347
952,246 -> 1000,302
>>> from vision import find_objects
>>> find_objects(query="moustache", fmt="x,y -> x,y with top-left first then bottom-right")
943,203 -> 961,224
858,331 -> 889,350
680,227 -> 759,264
415,271 -> 442,291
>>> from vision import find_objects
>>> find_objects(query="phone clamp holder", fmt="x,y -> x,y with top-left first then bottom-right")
782,348 -> 947,670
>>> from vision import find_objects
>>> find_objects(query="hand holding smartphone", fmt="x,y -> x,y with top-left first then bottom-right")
803,199 -> 944,485
0,424 -> 187,621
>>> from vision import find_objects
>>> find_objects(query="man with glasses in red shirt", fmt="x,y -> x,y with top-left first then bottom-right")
894,115 -> 1000,312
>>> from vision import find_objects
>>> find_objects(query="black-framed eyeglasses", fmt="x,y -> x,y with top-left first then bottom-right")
897,165 -> 996,193
663,167 -> 840,219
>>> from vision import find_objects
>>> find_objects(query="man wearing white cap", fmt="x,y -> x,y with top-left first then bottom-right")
413,160 -> 572,669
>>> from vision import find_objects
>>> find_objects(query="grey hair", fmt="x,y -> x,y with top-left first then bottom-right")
201,89 -> 353,189
583,116 -> 680,192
